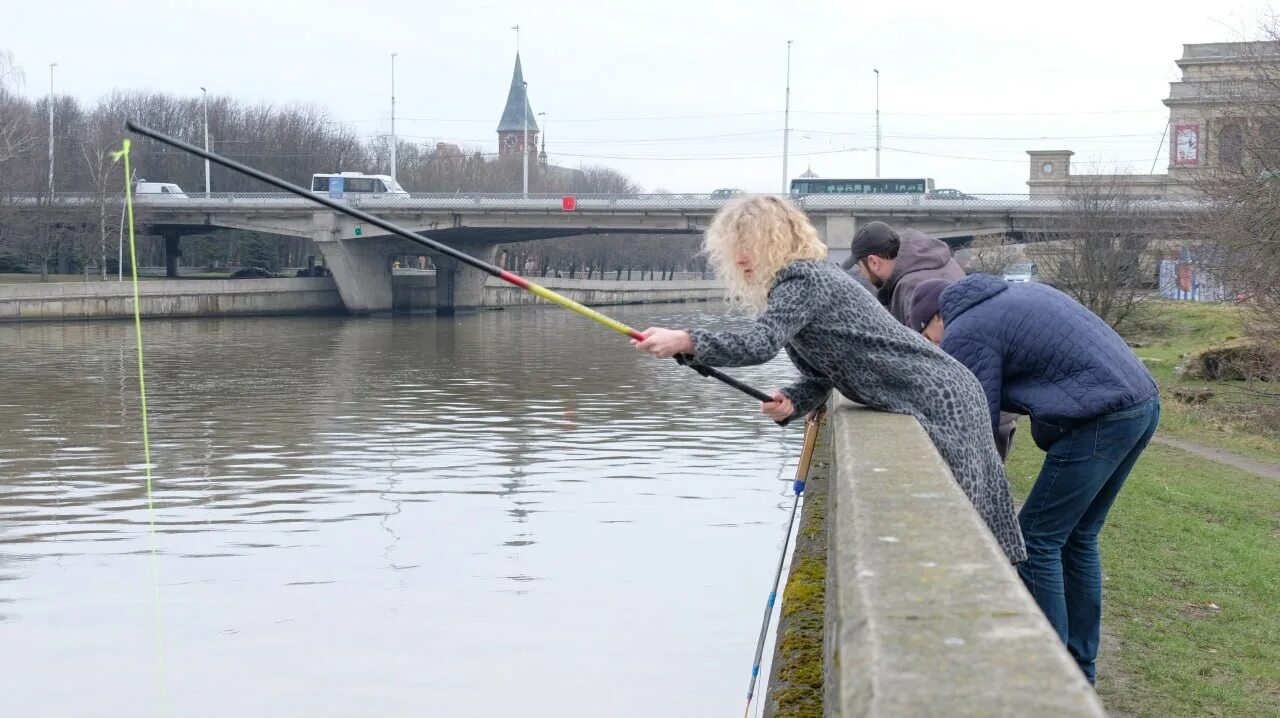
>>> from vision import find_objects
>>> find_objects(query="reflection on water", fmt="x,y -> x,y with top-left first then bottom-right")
0,304 -> 803,717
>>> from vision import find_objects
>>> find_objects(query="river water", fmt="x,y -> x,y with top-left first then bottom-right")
0,303 -> 805,717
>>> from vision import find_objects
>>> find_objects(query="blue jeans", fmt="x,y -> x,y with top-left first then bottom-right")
1017,398 -> 1160,684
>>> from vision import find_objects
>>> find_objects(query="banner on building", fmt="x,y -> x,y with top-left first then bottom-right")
1160,256 -> 1229,302
1174,123 -> 1201,166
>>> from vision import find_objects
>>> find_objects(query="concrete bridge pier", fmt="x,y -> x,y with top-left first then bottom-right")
162,230 -> 182,278
813,215 -> 858,266
432,243 -> 501,315
313,235 -> 403,314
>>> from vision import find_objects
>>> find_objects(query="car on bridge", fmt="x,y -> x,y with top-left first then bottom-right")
926,188 -> 975,200
710,188 -> 744,199
134,181 -> 188,199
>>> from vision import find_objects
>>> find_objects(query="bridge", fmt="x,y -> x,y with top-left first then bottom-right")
27,192 -> 1200,313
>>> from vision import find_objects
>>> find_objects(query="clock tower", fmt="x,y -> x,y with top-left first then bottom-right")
497,53 -> 539,158
1026,150 -> 1074,198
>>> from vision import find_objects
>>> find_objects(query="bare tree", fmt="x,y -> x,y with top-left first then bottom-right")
1193,35 -> 1280,345
960,236 -> 1024,275
1025,175 -> 1165,329
81,106 -> 124,279
0,75 -> 647,278
575,165 -> 641,194
0,60 -> 34,165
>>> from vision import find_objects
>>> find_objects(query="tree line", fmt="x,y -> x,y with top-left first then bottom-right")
0,50 -> 706,279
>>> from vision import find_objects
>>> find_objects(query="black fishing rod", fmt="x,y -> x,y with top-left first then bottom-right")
125,120 -> 772,404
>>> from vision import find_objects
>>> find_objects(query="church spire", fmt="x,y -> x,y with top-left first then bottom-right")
497,54 -> 539,134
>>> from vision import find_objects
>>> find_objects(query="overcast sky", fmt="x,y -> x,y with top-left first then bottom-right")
6,0 -> 1277,193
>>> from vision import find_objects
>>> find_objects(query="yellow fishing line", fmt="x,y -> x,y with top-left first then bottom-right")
110,140 -> 155,500
112,138 -> 167,708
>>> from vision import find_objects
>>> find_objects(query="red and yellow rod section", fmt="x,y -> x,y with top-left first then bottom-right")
499,270 -> 643,339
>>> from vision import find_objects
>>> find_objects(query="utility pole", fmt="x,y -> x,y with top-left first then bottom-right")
201,86 -> 211,194
390,52 -> 398,186
782,40 -> 793,193
48,62 -> 57,196
874,69 -> 881,178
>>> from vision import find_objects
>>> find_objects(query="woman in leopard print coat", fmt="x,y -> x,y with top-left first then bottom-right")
634,195 -> 1026,563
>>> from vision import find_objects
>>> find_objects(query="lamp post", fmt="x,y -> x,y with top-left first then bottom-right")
390,52 -> 398,186
782,40 -> 792,193
48,62 -> 56,196
201,86 -> 211,194
874,69 -> 881,178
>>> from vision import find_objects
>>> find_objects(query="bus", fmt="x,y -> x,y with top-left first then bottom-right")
311,172 -> 408,196
790,177 -> 934,196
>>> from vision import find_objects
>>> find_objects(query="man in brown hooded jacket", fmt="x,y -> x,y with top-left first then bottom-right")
841,221 -> 1018,458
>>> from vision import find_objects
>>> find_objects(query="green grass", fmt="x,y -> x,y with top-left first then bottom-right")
1006,438 -> 1280,717
1125,301 -> 1280,464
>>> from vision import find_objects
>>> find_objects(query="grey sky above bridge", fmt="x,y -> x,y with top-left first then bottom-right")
6,0 -> 1276,194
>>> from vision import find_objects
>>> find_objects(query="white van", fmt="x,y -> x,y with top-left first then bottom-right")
1002,262 -> 1040,283
311,172 -> 408,196
134,181 -> 188,198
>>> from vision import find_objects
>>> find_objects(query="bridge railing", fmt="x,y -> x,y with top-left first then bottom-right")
8,192 -> 1206,213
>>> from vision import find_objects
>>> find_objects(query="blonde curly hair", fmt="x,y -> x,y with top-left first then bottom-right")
704,194 -> 828,312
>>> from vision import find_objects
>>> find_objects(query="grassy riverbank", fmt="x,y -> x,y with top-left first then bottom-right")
1006,439 -> 1280,717
1125,301 -> 1280,464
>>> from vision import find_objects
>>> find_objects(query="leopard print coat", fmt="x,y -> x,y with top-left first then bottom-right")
689,259 -> 1026,563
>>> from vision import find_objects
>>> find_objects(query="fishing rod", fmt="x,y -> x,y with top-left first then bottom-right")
743,407 -> 824,717
125,120 -> 772,405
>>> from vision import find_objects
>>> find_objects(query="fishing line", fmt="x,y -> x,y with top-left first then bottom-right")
111,138 -> 168,710
742,408 -> 823,717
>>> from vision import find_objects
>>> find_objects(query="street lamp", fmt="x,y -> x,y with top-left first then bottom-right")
522,80 -> 529,197
874,69 -> 881,178
390,52 -> 398,187
782,41 -> 793,194
201,87 -> 211,194
48,62 -> 56,196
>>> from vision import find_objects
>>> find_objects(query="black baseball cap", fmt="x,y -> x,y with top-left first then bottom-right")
840,221 -> 901,270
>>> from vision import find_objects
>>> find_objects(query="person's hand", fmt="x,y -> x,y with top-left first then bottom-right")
761,391 -> 794,422
631,327 -> 694,359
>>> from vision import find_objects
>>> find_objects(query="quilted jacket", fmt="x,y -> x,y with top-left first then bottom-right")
939,274 -> 1157,450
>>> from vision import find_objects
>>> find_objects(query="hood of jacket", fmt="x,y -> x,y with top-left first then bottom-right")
939,272 -> 1009,321
878,230 -> 958,305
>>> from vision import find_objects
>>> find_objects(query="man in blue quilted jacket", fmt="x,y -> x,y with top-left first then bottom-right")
908,274 -> 1160,685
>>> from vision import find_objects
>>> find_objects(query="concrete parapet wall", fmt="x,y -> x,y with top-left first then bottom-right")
0,278 -> 344,321
0,276 -> 723,322
823,395 -> 1106,717
393,274 -> 724,310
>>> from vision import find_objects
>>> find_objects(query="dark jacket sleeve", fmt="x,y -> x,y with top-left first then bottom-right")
688,272 -> 825,367
941,334 -> 1004,434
